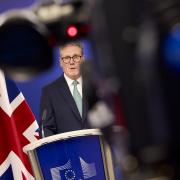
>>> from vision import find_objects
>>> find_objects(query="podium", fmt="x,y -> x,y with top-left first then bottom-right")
24,129 -> 115,180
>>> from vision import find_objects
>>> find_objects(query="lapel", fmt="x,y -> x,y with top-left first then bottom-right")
82,92 -> 88,122
57,76 -> 83,122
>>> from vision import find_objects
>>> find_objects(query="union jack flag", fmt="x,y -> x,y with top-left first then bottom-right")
0,70 -> 39,179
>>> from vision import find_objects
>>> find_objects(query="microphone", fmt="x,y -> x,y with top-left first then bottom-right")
41,109 -> 47,138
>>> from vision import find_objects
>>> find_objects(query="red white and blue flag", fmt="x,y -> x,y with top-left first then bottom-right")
0,70 -> 39,179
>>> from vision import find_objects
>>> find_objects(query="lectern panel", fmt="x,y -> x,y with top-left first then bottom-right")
36,135 -> 106,180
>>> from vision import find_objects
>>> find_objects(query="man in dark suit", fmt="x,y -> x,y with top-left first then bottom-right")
39,42 -> 90,137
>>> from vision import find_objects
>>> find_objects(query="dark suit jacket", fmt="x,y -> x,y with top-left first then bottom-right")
39,75 -> 90,137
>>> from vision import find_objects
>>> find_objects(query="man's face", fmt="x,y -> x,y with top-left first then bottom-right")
60,45 -> 84,80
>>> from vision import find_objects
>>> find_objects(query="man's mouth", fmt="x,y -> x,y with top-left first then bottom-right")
70,67 -> 76,69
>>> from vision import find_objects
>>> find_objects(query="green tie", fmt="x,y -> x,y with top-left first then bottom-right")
72,80 -> 82,117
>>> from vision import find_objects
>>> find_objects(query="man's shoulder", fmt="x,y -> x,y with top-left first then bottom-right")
42,75 -> 64,91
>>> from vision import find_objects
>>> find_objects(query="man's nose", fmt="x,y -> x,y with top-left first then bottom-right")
69,58 -> 74,64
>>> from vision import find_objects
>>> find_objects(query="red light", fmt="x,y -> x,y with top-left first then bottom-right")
66,25 -> 78,37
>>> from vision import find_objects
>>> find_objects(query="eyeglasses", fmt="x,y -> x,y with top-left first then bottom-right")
61,55 -> 82,64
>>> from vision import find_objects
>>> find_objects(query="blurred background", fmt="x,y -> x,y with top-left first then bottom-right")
1,0 -> 180,179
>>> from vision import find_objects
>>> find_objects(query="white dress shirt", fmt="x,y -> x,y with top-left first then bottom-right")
64,73 -> 82,98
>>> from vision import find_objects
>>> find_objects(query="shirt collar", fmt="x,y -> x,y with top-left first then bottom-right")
64,73 -> 82,86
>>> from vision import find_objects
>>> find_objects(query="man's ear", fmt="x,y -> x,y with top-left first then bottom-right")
82,55 -> 85,61
60,60 -> 63,67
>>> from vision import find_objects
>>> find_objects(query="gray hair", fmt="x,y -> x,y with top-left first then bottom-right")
60,42 -> 84,55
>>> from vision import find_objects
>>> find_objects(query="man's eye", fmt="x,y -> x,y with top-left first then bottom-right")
64,56 -> 70,60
